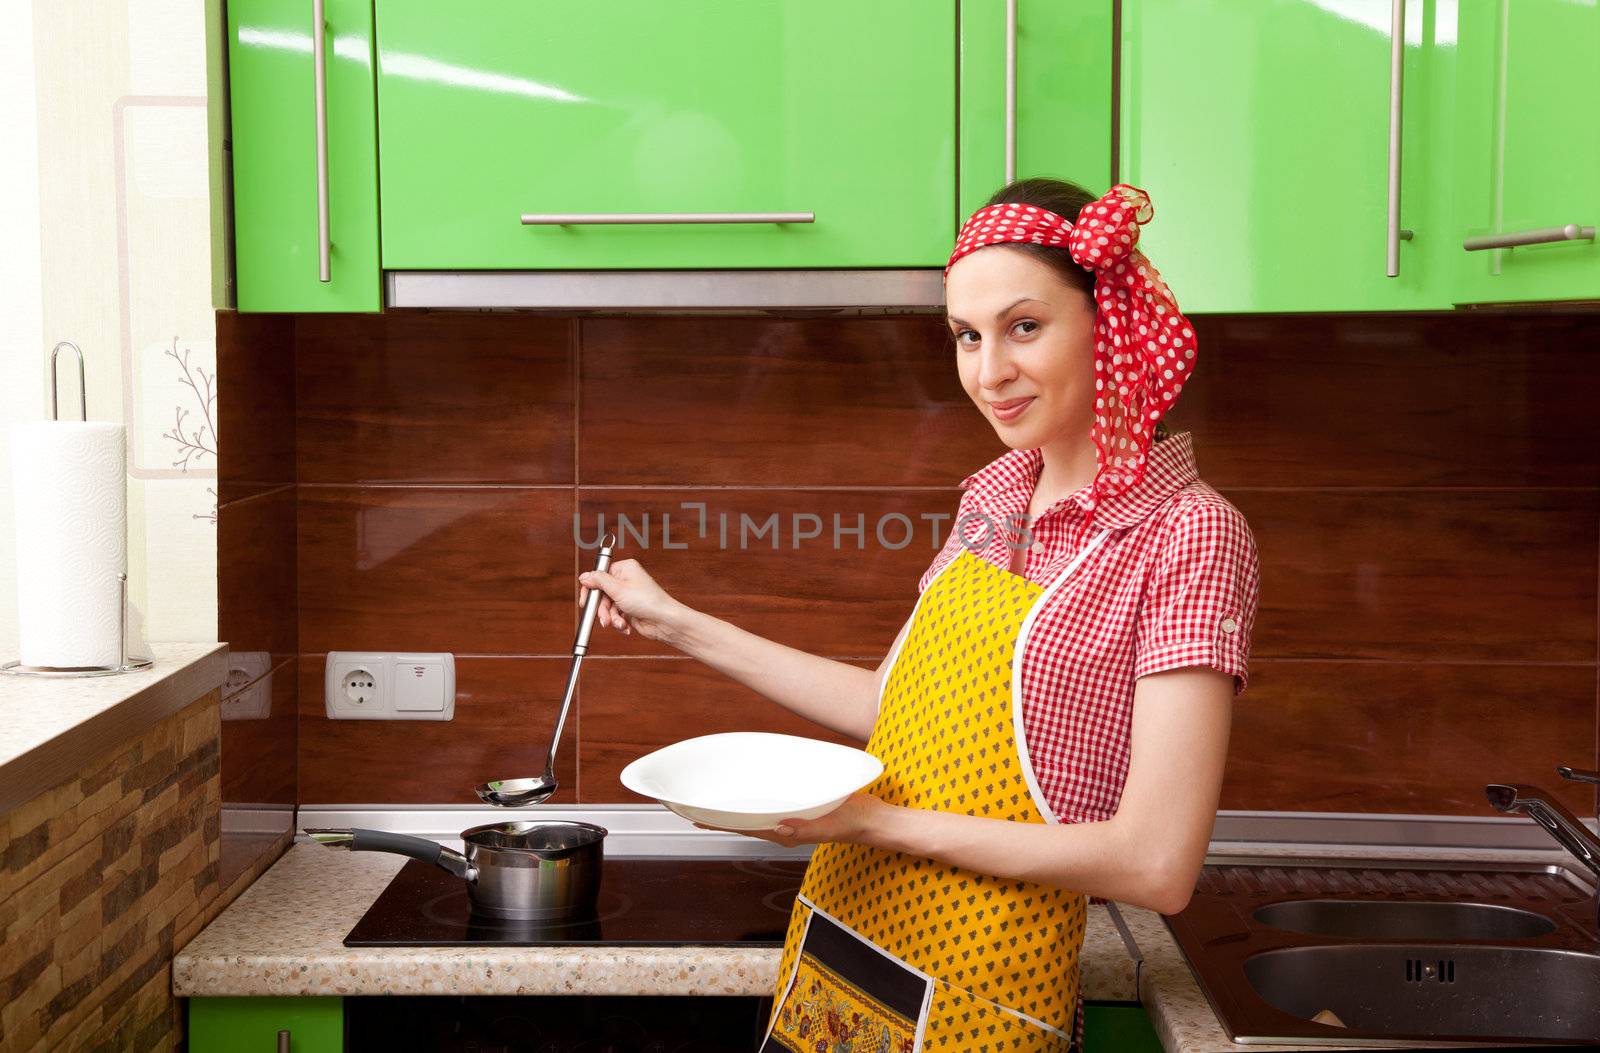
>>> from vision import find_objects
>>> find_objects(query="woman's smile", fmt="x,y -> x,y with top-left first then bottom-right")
988,396 -> 1036,422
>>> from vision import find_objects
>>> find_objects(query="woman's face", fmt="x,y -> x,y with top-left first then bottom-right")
944,246 -> 1097,451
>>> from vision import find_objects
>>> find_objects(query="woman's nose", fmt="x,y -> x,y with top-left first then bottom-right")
976,340 -> 1017,389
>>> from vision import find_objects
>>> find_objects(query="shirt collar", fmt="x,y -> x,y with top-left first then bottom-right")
959,430 -> 1200,531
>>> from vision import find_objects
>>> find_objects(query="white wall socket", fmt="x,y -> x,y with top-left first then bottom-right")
324,652 -> 456,721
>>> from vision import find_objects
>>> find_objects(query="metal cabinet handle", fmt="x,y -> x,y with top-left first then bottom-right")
278,1029 -> 291,1053
1463,223 -> 1596,251
1004,0 -> 1017,184
519,212 -> 814,225
1386,0 -> 1414,277
312,0 -> 331,283
1558,766 -> 1600,785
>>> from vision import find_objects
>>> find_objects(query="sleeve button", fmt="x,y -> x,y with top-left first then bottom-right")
1220,616 -> 1238,634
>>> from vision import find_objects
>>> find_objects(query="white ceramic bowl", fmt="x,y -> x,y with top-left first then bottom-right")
620,732 -> 884,831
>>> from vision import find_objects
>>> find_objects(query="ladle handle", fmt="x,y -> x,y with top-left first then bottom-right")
574,532 -> 617,657
545,533 -> 618,780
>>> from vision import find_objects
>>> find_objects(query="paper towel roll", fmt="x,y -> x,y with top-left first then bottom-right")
10,421 -> 128,668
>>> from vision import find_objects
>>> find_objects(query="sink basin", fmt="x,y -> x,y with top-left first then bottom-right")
1244,944 -> 1600,1043
1252,898 -> 1557,940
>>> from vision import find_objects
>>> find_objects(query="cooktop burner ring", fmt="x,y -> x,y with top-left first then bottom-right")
419,885 -> 637,930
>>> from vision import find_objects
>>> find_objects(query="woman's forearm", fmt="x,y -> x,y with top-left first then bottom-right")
663,605 -> 878,743
873,803 -> 1185,916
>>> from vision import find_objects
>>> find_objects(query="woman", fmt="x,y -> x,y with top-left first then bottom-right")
577,178 -> 1260,1052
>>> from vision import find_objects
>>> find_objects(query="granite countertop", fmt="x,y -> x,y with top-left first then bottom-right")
0,642 -> 227,813
174,839 -> 1580,1052
172,842 -> 1139,999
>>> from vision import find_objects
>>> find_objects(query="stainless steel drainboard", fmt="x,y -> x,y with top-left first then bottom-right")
1162,855 -> 1599,1047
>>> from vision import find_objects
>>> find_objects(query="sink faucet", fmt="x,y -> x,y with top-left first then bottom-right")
1485,766 -> 1600,934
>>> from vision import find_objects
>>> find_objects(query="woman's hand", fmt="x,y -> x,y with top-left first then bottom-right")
691,792 -> 894,850
577,558 -> 688,643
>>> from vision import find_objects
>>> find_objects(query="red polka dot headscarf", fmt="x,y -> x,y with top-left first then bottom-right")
945,183 -> 1197,545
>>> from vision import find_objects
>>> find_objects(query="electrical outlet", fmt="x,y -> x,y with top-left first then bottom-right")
342,666 -> 379,706
324,652 -> 455,721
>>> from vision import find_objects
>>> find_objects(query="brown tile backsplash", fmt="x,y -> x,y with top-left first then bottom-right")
216,311 -> 300,889
297,312 -> 576,485
297,486 -> 577,655
578,316 -> 1007,486
575,487 -> 960,658
1227,661 -> 1596,816
215,311 -> 295,504
215,309 -> 1600,818
1166,313 -> 1600,488
217,485 -> 297,666
1237,488 -> 1599,662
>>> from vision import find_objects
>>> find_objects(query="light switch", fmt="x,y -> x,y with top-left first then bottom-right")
394,657 -> 448,712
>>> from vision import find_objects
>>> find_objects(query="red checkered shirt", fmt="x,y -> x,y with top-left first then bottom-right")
917,430 -> 1260,837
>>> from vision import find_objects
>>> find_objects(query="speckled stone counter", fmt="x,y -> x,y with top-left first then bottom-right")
173,842 -> 1139,999
174,839 -> 1583,1051
0,642 -> 226,813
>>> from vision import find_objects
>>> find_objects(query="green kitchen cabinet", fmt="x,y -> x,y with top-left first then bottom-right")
1119,0 -> 1459,313
373,0 -> 956,270
227,0 -> 381,311
1083,1001 -> 1164,1053
1452,0 -> 1600,305
959,0 -> 1114,218
188,997 -> 344,1052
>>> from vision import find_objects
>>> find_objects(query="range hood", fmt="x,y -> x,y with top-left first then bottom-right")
384,269 -> 947,314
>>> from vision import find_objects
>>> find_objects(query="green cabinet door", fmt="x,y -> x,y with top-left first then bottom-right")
374,0 -> 955,270
188,997 -> 344,1052
1120,0 -> 1458,313
1082,1001 -> 1163,1053
1452,0 -> 1600,305
959,0 -> 1114,218
227,0 -> 381,312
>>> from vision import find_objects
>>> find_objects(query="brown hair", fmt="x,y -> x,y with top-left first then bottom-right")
977,178 -> 1172,441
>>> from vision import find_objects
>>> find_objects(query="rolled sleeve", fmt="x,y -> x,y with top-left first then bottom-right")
1133,498 -> 1260,696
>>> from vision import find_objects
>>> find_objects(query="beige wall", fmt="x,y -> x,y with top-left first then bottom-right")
0,0 -> 219,657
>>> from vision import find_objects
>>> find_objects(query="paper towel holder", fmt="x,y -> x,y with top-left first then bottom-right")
1,576 -> 153,679
50,340 -> 88,422
2,344 -> 153,678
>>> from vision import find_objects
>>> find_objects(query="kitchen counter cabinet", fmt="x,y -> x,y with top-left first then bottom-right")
1119,0 -> 1459,313
227,0 -> 382,311
189,997 -> 343,1053
1451,0 -> 1600,306
375,0 -> 956,271
958,0 -> 1114,215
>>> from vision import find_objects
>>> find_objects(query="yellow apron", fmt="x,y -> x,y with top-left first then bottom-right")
762,530 -> 1112,1052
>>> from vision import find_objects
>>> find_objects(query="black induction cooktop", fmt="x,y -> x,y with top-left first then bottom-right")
344,856 -> 808,948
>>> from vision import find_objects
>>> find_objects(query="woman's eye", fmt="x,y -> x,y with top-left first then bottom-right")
955,329 -> 979,347
1012,320 -> 1039,337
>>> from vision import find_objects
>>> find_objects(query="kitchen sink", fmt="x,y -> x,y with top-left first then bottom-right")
1244,944 -> 1600,1043
1163,856 -> 1600,1046
1252,898 -> 1557,940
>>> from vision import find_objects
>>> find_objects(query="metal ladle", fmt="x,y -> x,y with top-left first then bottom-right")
476,532 -> 616,808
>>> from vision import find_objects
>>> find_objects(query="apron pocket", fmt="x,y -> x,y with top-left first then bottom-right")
925,975 -> 1074,1052
763,902 -> 931,1052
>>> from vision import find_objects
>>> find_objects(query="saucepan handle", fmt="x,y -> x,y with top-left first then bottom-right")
306,827 -> 475,881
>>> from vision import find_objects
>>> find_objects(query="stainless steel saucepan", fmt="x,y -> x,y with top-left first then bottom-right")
308,820 -> 606,920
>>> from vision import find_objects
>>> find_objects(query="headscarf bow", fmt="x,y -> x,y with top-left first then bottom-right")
945,183 -> 1197,545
